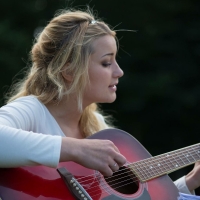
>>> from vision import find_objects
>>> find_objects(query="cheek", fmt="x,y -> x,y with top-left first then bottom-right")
89,71 -> 101,86
88,78 -> 103,91
90,68 -> 109,82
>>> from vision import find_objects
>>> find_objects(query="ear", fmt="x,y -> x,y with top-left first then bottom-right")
61,71 -> 73,82
61,63 -> 73,82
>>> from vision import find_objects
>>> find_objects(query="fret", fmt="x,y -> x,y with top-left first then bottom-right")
132,155 -> 168,181
142,156 -> 165,178
133,162 -> 147,177
131,162 -> 148,181
191,146 -> 200,160
169,153 -> 179,169
140,165 -> 151,180
159,154 -> 172,172
188,146 -> 197,160
182,150 -> 193,164
185,149 -> 196,163
188,145 -> 200,160
133,158 -> 162,181
163,153 -> 178,171
180,149 -> 191,164
159,156 -> 170,172
137,161 -> 152,178
174,149 -> 186,166
177,149 -> 188,166
164,146 -> 194,171
141,159 -> 157,178
152,153 -> 176,179
129,143 -> 200,182
149,160 -> 163,175
147,156 -> 166,176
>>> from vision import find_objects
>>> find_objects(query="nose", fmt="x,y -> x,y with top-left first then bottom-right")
113,62 -> 124,78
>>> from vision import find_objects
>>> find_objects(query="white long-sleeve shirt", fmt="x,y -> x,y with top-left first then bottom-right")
0,96 -> 63,168
0,95 -> 192,194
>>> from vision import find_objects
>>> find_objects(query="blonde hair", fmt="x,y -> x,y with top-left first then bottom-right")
6,8 -> 116,137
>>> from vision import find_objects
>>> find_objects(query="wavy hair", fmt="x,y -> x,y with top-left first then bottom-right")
6,8 -> 116,136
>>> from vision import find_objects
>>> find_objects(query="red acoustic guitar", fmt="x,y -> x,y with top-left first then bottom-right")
0,129 -> 199,200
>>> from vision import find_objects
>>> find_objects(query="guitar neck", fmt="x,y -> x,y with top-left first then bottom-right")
130,143 -> 200,182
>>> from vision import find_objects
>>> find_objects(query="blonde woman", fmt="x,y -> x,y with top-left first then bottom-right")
0,8 -> 199,199
0,8 -> 126,176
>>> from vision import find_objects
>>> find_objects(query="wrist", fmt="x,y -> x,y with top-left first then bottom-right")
185,170 -> 199,193
60,137 -> 80,162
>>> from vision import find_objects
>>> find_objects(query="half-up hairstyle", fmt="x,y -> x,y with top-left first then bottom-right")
6,8 -> 116,136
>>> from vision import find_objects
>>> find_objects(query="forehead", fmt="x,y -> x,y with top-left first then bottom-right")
91,35 -> 117,57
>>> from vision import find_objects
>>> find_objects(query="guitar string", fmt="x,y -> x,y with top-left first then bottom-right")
81,152 -> 198,199
79,170 -> 138,198
66,148 -> 200,199
74,146 -> 200,189
75,145 -> 200,184
67,146 -> 200,197
73,175 -> 140,199
79,147 -> 200,199
89,176 -> 139,199
82,147 -> 199,200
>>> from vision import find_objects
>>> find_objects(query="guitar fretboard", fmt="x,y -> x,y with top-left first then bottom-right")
130,143 -> 200,182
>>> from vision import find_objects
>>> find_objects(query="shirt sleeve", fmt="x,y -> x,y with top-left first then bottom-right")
0,97 -> 62,168
174,176 -> 195,195
0,125 -> 61,168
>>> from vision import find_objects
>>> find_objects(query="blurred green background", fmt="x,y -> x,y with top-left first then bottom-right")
0,0 -> 200,193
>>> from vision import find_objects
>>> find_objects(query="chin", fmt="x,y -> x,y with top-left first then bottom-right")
109,95 -> 117,102
96,94 -> 117,104
103,96 -> 117,103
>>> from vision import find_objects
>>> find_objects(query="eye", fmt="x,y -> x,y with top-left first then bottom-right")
102,62 -> 111,67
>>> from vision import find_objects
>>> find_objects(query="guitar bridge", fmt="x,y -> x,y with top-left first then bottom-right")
57,167 -> 92,200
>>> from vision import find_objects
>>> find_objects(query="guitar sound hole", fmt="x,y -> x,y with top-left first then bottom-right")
105,166 -> 139,194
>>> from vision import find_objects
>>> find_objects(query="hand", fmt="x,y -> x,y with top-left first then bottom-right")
185,161 -> 200,193
60,137 -> 127,176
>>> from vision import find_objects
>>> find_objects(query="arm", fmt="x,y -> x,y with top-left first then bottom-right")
60,137 -> 126,176
185,161 -> 200,193
0,97 -> 126,175
174,162 -> 200,195
0,125 -> 126,175
0,124 -> 61,168
0,97 -> 62,168
174,176 -> 195,194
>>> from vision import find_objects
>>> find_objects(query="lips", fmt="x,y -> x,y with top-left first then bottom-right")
109,82 -> 118,88
108,83 -> 118,92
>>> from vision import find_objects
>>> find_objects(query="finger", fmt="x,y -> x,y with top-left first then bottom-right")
109,143 -> 126,167
104,140 -> 120,153
109,162 -> 119,172
112,143 -> 121,153
114,153 -> 127,167
100,167 -> 113,177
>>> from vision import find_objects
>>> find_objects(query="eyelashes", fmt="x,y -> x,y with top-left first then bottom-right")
102,63 -> 111,67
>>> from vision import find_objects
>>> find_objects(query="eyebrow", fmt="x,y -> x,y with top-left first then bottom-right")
101,53 -> 114,58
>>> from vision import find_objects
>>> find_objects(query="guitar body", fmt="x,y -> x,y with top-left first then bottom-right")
0,129 -> 179,200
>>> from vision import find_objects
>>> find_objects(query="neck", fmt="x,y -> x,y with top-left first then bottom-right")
45,95 -> 84,137
130,143 -> 200,182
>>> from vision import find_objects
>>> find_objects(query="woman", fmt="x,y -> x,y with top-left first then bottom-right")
0,8 -> 199,197
0,8 -> 126,177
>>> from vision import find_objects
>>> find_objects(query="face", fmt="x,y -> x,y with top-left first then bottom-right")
83,35 -> 124,106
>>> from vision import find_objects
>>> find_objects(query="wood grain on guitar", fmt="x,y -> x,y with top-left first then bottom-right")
0,128 -> 199,199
